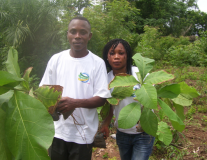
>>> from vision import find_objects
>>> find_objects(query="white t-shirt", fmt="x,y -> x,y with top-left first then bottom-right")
108,66 -> 142,134
40,49 -> 111,144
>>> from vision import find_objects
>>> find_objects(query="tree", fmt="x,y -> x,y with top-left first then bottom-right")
0,0 -> 63,78
185,10 -> 207,36
128,0 -> 199,36
83,0 -> 140,56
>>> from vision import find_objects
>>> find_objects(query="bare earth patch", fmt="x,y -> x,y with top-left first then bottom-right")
92,111 -> 207,160
92,136 -> 121,160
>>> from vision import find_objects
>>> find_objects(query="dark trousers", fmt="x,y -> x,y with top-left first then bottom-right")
49,137 -> 93,160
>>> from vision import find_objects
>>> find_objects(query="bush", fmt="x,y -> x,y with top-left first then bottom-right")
136,26 -> 207,67
135,26 -> 190,61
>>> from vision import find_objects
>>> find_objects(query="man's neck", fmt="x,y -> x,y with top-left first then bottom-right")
69,49 -> 89,58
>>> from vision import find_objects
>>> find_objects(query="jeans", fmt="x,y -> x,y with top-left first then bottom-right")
116,130 -> 155,160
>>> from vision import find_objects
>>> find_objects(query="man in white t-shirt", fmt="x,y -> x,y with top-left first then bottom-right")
40,16 -> 111,160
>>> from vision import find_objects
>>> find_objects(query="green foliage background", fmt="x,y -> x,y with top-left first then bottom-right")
0,0 -> 207,159
0,0 -> 207,81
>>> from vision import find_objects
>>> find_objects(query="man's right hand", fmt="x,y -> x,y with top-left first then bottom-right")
56,97 -> 76,113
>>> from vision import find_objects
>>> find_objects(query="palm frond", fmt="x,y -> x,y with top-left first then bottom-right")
4,20 -> 34,47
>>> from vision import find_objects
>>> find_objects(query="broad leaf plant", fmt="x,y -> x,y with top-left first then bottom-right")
101,53 -> 199,146
0,48 -> 62,160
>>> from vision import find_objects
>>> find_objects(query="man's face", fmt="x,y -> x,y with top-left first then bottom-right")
67,19 -> 92,53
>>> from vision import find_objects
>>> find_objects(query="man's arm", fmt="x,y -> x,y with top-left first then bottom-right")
57,96 -> 106,113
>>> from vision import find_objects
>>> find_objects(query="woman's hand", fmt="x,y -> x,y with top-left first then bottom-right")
100,124 -> 110,139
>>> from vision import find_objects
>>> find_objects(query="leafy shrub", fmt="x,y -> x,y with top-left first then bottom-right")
0,48 -> 61,160
136,26 -> 207,67
165,44 -> 200,66
136,26 -> 190,60
100,53 -> 199,147
197,105 -> 207,113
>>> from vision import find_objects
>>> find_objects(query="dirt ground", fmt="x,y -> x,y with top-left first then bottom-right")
92,110 -> 207,160
92,135 -> 121,160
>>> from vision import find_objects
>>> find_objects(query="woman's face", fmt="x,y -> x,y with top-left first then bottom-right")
107,43 -> 127,74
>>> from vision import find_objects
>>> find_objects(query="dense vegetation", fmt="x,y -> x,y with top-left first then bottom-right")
0,0 -> 207,80
0,0 -> 207,159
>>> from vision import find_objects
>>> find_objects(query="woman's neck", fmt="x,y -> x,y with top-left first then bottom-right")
113,68 -> 127,76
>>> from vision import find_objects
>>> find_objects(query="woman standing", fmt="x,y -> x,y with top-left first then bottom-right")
101,39 -> 154,160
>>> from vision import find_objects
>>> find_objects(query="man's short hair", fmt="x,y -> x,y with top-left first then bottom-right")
68,16 -> 91,31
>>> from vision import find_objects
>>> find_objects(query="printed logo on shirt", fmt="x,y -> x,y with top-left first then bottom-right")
78,72 -> 89,83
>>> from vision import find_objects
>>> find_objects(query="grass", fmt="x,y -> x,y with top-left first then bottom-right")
92,147 -> 97,152
151,64 -> 207,159
102,152 -> 109,159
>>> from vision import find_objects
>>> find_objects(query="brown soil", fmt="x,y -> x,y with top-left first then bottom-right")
92,136 -> 121,160
92,112 -> 207,160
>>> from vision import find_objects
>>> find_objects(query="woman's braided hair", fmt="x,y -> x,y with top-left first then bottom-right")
103,39 -> 132,75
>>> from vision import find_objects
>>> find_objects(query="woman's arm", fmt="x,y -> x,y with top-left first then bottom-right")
100,106 -> 113,139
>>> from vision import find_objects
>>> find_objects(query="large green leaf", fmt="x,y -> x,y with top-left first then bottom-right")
174,103 -> 185,121
178,82 -> 200,99
170,120 -> 185,132
35,86 -> 62,110
111,86 -> 134,99
144,70 -> 174,85
109,74 -> 138,89
172,94 -> 193,106
132,53 -> 154,82
118,102 -> 141,129
100,102 -> 110,120
140,107 -> 158,137
0,71 -> 23,87
157,84 -> 180,99
0,86 -> 11,95
172,82 -> 199,106
5,91 -> 54,160
132,53 -> 155,64
107,97 -> 119,105
158,99 -> 185,132
0,91 -> 14,108
5,47 -> 21,78
158,108 -> 164,121
0,71 -> 23,95
0,109 -> 13,160
136,72 -> 142,84
163,98 -> 173,108
156,121 -> 172,146
134,84 -> 157,109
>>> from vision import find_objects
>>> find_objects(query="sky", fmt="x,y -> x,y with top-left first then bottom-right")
197,0 -> 207,13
